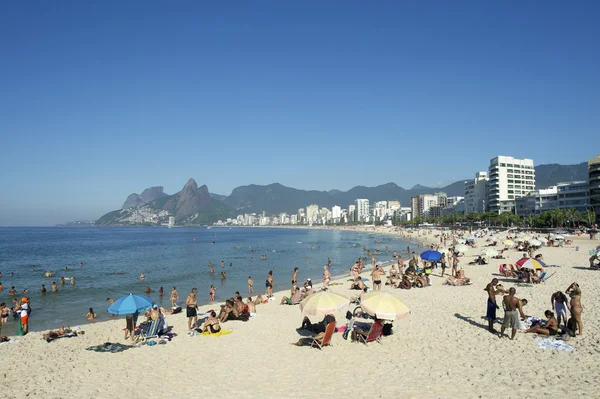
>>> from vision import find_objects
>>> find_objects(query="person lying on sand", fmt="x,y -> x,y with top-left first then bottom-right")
299,314 -> 335,334
43,325 -> 67,340
442,276 -> 471,286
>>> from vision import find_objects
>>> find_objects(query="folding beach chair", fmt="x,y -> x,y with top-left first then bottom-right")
354,320 -> 384,345
311,322 -> 336,350
136,318 -> 164,342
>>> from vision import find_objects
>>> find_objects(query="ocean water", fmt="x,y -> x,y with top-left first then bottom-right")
0,227 -> 413,333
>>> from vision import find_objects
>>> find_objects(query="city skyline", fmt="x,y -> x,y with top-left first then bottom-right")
2,2 -> 599,225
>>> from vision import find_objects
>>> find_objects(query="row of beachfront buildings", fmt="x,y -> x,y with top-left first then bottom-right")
412,154 -> 599,219
214,154 -> 600,226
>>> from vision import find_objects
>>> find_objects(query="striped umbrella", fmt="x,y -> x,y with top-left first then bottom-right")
517,258 -> 546,270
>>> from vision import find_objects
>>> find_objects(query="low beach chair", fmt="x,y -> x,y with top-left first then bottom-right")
136,318 -> 164,342
311,321 -> 336,350
354,320 -> 384,345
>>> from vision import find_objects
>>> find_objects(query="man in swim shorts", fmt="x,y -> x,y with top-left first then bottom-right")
500,287 -> 527,340
186,288 -> 198,332
551,291 -> 568,329
484,278 -> 501,333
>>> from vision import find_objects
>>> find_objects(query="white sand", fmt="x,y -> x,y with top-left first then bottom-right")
2,227 -> 599,399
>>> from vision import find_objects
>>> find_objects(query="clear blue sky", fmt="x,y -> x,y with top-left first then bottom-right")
1,1 -> 599,225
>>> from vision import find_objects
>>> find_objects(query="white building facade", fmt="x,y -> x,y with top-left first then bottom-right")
464,172 -> 488,213
488,156 -> 535,213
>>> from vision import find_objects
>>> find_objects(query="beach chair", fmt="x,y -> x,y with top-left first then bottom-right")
354,320 -> 384,345
136,318 -> 164,342
311,322 -> 336,350
533,271 -> 547,284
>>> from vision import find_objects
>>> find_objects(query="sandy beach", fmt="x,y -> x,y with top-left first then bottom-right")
2,226 -> 599,399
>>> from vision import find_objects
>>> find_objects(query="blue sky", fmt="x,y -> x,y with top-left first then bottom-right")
1,1 -> 599,225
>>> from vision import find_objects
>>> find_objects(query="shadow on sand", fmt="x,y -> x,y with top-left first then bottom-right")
454,313 -> 491,332
573,266 -> 598,271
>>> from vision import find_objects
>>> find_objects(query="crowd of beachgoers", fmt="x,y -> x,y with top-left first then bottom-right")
1,225 -> 599,398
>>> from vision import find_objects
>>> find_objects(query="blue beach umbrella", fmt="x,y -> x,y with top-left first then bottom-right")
107,293 -> 154,315
420,250 -> 442,262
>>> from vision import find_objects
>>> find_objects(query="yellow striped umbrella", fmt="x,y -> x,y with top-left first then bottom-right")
359,292 -> 411,320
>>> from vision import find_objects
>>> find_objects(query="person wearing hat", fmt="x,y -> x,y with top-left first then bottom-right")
305,278 -> 312,290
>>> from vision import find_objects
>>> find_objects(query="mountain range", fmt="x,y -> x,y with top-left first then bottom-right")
95,162 -> 589,225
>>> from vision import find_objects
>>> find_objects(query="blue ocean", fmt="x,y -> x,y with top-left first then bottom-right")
0,227 -> 413,333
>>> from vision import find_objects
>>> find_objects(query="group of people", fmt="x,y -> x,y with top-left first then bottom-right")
485,278 -> 583,339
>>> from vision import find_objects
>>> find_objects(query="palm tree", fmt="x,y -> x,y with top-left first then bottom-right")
582,210 -> 596,227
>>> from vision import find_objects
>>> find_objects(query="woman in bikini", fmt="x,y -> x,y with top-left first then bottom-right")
525,310 -> 559,336
566,282 -> 583,335
265,271 -> 274,298
201,311 -> 221,333
170,287 -> 179,308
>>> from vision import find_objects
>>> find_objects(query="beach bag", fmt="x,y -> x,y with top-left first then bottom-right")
16,319 -> 24,336
382,323 -> 393,336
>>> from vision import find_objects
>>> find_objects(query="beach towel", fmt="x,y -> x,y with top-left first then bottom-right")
201,329 -> 233,337
535,337 -> 574,352
86,342 -> 136,353
46,333 -> 78,343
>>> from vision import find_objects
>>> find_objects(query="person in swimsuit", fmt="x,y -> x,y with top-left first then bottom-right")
551,291 -> 568,329
525,310 -> 559,336
265,271 -> 274,298
86,308 -> 97,320
566,282 -> 583,335
485,279 -> 502,333
201,311 -> 221,333
0,303 -> 8,324
499,287 -> 527,340
291,267 -> 298,289
323,266 -> 331,290
170,287 -> 179,307
209,285 -> 216,304
248,276 -> 254,294
371,266 -> 384,291
185,288 -> 198,331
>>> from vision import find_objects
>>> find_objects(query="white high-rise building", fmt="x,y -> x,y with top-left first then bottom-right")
465,172 -> 488,213
305,204 -> 319,224
348,204 -> 356,222
168,216 -> 175,228
488,156 -> 535,214
332,205 -> 341,222
355,199 -> 370,222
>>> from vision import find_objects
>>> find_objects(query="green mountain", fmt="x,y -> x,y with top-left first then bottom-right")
534,162 -> 588,189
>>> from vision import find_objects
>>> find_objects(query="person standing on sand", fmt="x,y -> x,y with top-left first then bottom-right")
209,285 -> 215,304
291,268 -> 298,289
170,287 -> 179,307
248,276 -> 254,294
550,291 -> 568,329
371,265 -> 383,291
323,266 -> 331,290
265,271 -> 274,298
485,279 -> 502,333
566,282 -> 583,335
186,288 -> 198,331
500,287 -> 527,340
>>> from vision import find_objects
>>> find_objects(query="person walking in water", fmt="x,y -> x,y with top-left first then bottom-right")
209,285 -> 216,304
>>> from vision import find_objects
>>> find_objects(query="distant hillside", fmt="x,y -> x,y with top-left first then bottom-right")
122,186 -> 168,209
97,179 -> 235,226
535,162 -> 588,188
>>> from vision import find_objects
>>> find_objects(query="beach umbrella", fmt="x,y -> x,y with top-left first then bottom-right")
481,248 -> 499,257
454,244 -> 469,253
420,250 -> 442,262
521,234 -> 533,241
299,291 -> 349,316
107,293 -> 154,315
359,292 -> 411,320
456,239 -> 466,244
529,239 -> 542,247
554,235 -> 564,240
516,258 -> 546,270
503,239 -> 514,246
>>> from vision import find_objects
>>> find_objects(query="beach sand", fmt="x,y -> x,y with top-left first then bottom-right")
1,227 -> 599,399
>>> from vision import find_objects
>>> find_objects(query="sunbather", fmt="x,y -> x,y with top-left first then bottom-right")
299,314 -> 335,334
43,325 -> 67,340
200,311 -> 221,333
525,310 -> 559,336
442,276 -> 471,286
